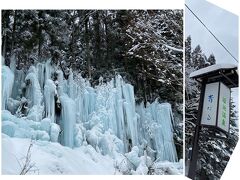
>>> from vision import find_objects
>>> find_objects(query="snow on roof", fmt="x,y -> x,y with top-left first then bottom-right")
190,64 -> 238,78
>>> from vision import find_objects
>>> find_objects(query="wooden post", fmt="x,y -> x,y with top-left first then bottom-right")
188,79 -> 206,179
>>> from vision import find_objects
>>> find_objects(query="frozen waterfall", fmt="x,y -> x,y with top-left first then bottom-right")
1,60 -> 178,162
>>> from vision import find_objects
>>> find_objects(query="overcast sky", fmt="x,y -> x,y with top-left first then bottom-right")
185,0 -> 239,124
185,0 -> 238,64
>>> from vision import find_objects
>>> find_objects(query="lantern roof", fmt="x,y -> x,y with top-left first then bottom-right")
190,64 -> 238,88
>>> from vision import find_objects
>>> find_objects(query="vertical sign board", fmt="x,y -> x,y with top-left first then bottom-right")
201,82 -> 230,133
217,82 -> 230,132
201,82 -> 219,126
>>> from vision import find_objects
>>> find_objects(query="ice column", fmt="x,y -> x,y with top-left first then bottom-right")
44,79 -> 56,123
25,67 -> 43,107
11,69 -> 25,99
60,94 -> 76,148
2,66 -> 14,110
136,101 -> 178,162
122,83 -> 138,148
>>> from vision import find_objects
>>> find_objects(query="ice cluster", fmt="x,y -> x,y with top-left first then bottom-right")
2,59 -> 178,166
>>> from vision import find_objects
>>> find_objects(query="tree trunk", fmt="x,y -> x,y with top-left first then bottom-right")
84,14 -> 91,78
11,10 -> 17,56
93,11 -> 101,69
1,11 -> 9,60
141,62 -> 147,107
38,19 -> 42,60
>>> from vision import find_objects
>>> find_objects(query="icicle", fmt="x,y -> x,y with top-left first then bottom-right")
60,94 -> 76,148
25,67 -> 43,107
122,82 -> 138,148
25,66 -> 44,122
136,101 -> 178,162
36,63 -> 45,90
56,70 -> 66,96
2,60 -> 179,162
11,69 -> 25,100
44,79 -> 56,123
2,66 -> 14,110
9,55 -> 16,73
45,59 -> 53,84
2,56 -> 5,65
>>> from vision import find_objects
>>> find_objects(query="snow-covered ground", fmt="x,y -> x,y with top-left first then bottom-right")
2,134 -> 183,175
2,134 -> 115,175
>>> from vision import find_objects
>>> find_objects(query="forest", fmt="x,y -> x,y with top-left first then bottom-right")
2,10 -> 183,105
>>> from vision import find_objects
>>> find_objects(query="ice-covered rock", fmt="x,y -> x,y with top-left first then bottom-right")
2,110 -> 59,142
125,146 -> 141,167
99,131 -> 124,156
50,123 -> 60,142
40,118 -> 52,133
2,121 -> 17,137
27,105 -> 44,122
6,98 -> 21,115
86,124 -> 103,149
74,123 -> 85,147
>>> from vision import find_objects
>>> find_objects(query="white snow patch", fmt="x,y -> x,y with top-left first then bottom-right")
190,64 -> 237,78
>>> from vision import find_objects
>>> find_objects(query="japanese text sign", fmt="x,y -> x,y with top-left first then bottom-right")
201,82 -> 230,132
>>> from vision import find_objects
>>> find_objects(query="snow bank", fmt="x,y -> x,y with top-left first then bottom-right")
151,159 -> 183,175
2,135 -> 116,175
2,110 -> 58,142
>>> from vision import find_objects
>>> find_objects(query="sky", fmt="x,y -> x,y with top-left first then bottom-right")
185,0 -> 239,125
185,0 -> 239,65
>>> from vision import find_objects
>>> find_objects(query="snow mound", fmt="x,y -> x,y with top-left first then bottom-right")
2,110 -> 59,142
2,135 -> 116,175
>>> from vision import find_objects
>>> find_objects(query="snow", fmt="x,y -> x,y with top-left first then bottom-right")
40,118 -> 52,133
151,159 -> 183,175
164,44 -> 183,52
190,63 -> 237,78
6,98 -> 21,114
125,146 -> 141,167
27,105 -> 44,122
50,123 -> 60,142
2,110 -> 58,142
2,134 -> 116,175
